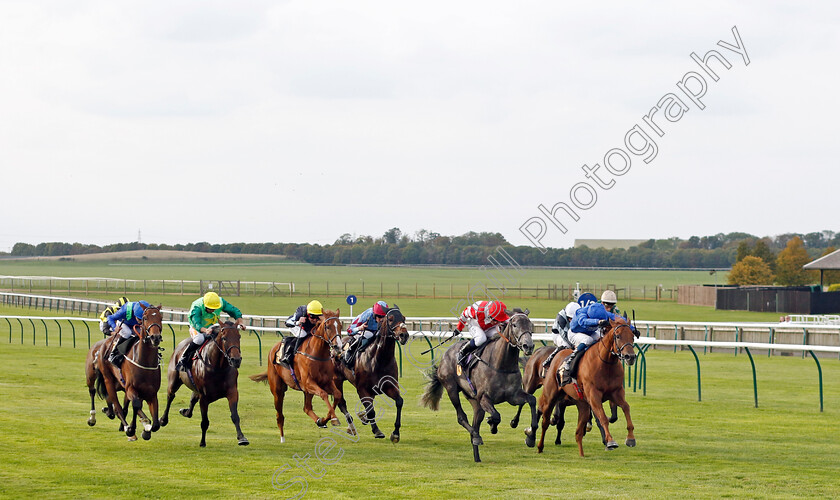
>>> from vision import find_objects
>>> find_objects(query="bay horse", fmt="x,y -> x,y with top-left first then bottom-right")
160,320 -> 249,447
250,309 -> 357,442
94,304 -> 164,441
535,317 -> 638,456
334,306 -> 409,442
421,309 -> 538,463
510,345 -> 617,446
85,337 -> 130,427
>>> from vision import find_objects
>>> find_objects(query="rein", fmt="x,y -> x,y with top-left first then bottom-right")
296,317 -> 341,363
598,324 -> 635,364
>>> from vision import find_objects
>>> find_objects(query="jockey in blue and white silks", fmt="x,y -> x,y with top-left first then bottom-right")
559,290 -> 619,385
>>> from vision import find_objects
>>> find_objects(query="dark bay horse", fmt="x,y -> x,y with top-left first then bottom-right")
160,320 -> 249,447
535,317 -> 638,456
334,306 -> 408,442
250,309 -> 357,442
86,337 -> 131,427
94,304 -> 163,441
421,309 -> 537,462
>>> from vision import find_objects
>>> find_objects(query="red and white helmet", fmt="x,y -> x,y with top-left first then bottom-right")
485,301 -> 510,323
373,301 -> 388,316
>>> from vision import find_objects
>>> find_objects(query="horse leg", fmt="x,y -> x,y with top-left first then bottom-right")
357,388 -> 385,438
592,402 -> 608,445
102,376 -> 129,433
507,390 -> 537,448
379,381 -> 403,444
146,395 -> 160,437
445,385 -> 481,453
198,398 -> 210,447
303,392 -> 329,428
87,383 -> 97,426
610,400 -> 619,424
554,400 -> 567,445
330,386 -> 357,437
118,394 -> 129,432
159,372 -> 182,427
614,392 -> 635,447
125,390 -> 140,439
510,403 -> 524,428
478,395 -> 502,435
574,400 -> 591,457
587,389 -> 617,450
536,391 -> 558,454
270,376 -> 288,442
313,387 -> 339,431
181,392 -> 199,419
469,399 -> 485,463
227,389 -> 249,446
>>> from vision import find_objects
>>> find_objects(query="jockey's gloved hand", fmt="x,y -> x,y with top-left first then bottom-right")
598,319 -> 610,327
551,328 -> 559,334
452,329 -> 461,336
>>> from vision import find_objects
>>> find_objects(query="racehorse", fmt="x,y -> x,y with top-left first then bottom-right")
160,320 -> 249,447
250,309 -> 357,442
85,337 -> 130,427
421,309 -> 538,463
534,317 -> 638,456
334,306 -> 409,442
510,345 -> 617,446
94,304 -> 164,441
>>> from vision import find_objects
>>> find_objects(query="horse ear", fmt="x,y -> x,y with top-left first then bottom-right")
336,308 -> 340,316
157,304 -> 163,309
524,308 -> 530,316
393,304 -> 399,310
139,302 -> 147,310
623,311 -> 628,321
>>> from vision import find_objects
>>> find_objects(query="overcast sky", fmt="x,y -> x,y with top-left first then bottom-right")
0,1 -> 837,252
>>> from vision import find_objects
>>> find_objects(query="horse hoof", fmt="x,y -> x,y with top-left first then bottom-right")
609,416 -> 618,424
390,433 -> 400,444
490,425 -> 498,435
373,430 -> 385,439
159,417 -> 168,427
330,418 -> 340,426
179,408 -> 192,418
142,430 -> 151,441
525,435 -> 536,448
87,419 -> 96,427
347,427 -> 357,436
118,424 -> 124,432
586,421 -> 593,432
316,418 -> 328,429
471,436 -> 483,446
127,435 -> 138,442
606,441 -> 618,450
238,437 -> 250,446
510,419 -> 518,429
626,438 -> 636,447
280,436 -> 286,443
125,426 -> 135,437
549,416 -> 558,426
142,420 -> 152,433
200,442 -> 206,448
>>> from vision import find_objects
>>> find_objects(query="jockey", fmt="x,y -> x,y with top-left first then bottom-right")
98,296 -> 129,337
176,292 -> 245,372
453,300 -> 510,368
344,300 -> 388,365
106,299 -> 151,366
558,294 -> 619,385
542,301 -> 580,370
280,300 -> 323,367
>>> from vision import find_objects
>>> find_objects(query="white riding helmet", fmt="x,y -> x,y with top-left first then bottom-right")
601,290 -> 617,304
564,302 -> 580,319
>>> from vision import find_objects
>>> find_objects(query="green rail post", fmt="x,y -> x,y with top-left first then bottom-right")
39,319 -> 47,346
28,319 -> 36,345
768,328 -> 774,358
167,324 -> 177,351
686,345 -> 701,402
396,341 -> 403,377
539,340 -> 547,347
5,318 -> 11,343
802,328 -> 808,359
249,331 -> 263,366
703,326 -> 708,355
743,347 -> 758,408
635,345 -> 648,396
674,325 -> 678,353
53,319 -> 62,347
16,318 -> 24,344
807,351 -> 823,412
68,320 -> 76,349
734,327 -> 739,357
84,321 -> 91,349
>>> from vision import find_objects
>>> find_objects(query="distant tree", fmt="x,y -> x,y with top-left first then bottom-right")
751,239 -> 776,271
382,227 -> 402,245
735,241 -> 750,262
335,233 -> 353,245
728,256 -> 774,285
775,236 -> 813,286
803,231 -> 825,248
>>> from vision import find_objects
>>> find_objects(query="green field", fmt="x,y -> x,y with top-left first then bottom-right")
0,261 -> 788,322
0,335 -> 837,499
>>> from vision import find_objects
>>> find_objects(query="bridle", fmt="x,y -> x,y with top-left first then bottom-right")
609,324 -> 637,361
499,312 -> 532,351
207,323 -> 242,368
308,316 -> 343,356
380,309 -> 408,342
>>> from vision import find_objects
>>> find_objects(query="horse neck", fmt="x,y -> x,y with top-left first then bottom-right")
132,335 -> 158,365
305,326 -> 332,357
593,330 -> 616,363
203,338 -> 225,369
489,335 -> 518,369
372,333 -> 395,367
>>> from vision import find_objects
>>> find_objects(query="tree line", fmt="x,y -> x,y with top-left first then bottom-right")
7,228 -> 840,270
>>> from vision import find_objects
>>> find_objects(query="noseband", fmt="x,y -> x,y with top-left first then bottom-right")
610,324 -> 636,361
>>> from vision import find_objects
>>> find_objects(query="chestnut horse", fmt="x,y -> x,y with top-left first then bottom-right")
535,317 -> 638,456
94,304 -> 164,441
334,306 -> 409,442
421,309 -> 538,463
250,309 -> 357,442
160,320 -> 249,447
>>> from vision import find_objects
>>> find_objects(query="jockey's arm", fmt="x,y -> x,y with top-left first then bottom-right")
234,317 -> 246,330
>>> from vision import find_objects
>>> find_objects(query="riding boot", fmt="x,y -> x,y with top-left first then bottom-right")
344,336 -> 360,364
282,336 -> 305,367
542,347 -> 560,369
109,336 -> 130,366
177,341 -> 201,372
559,346 -> 585,386
457,339 -> 478,368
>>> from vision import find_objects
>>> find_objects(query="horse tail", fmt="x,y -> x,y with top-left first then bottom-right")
94,370 -> 107,400
249,372 -> 269,383
420,365 -> 443,411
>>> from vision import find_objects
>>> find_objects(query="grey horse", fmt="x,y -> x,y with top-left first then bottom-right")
421,309 -> 537,462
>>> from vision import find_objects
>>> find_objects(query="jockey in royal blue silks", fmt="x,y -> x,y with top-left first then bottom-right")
107,300 -> 151,366
558,293 -> 619,385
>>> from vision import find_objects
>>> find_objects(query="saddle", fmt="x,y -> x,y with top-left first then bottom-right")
462,338 -> 499,373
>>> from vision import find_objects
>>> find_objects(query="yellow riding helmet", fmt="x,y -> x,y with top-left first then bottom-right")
204,292 -> 222,310
116,296 -> 129,307
306,300 -> 323,316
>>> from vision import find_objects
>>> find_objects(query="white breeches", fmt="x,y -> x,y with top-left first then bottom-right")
99,320 -> 110,335
189,326 -> 206,345
568,330 -> 601,348
353,330 -> 374,340
467,322 -> 500,347
115,323 -> 133,339
290,326 -> 308,338
552,331 -> 573,349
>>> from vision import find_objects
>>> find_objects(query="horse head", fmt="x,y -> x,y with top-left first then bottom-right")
318,309 -> 344,354
139,303 -> 163,348
502,307 -> 534,356
383,305 -> 408,345
214,320 -> 243,369
607,317 -> 638,366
